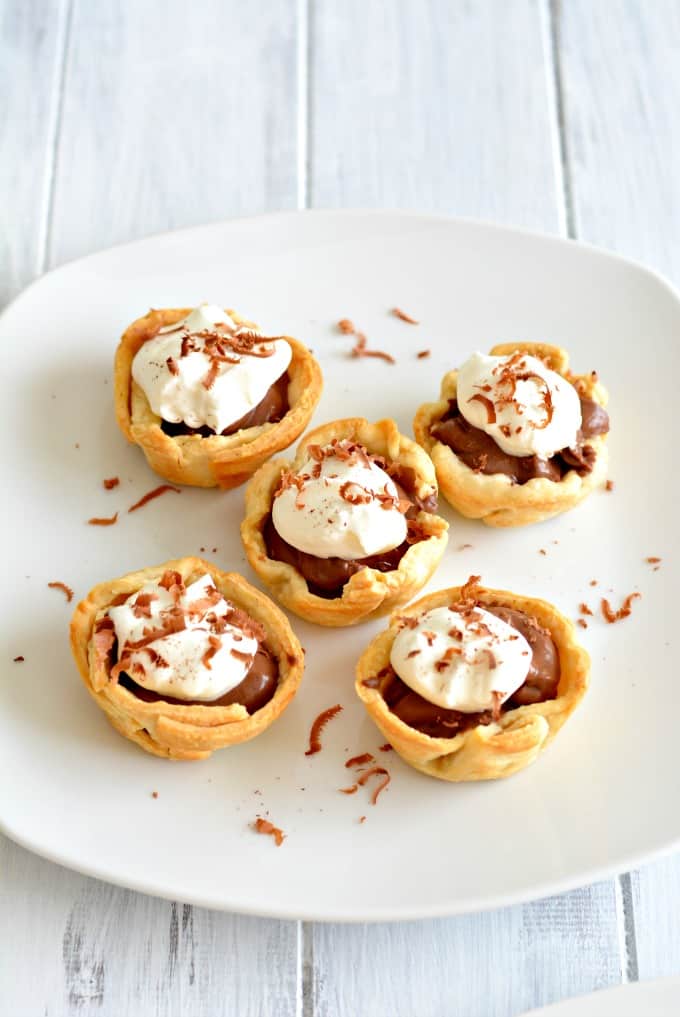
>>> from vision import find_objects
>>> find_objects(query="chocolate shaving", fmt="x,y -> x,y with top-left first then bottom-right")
180,335 -> 197,358
230,647 -> 254,664
166,356 -> 179,376
346,753 -> 375,768
579,603 -> 593,616
158,569 -> 184,593
435,646 -> 462,671
605,480 -> 614,492
577,619 -> 588,629
346,327 -> 395,364
392,307 -> 419,324
48,581 -> 73,603
458,575 -> 482,607
406,649 -> 421,658
88,512 -> 119,526
396,615 -> 419,630
379,743 -> 392,752
646,557 -> 661,564
253,817 -> 285,846
103,477 -> 120,490
339,785 -> 358,795
201,635 -> 221,670
201,358 -> 220,390
337,318 -> 356,334
491,691 -> 503,722
339,481 -> 373,505
128,485 -> 181,513
13,656 -> 24,663
417,349 -> 431,359
467,393 -> 496,424
601,592 -> 641,624
225,605 -> 267,643
477,647 -> 497,669
356,766 -> 391,805
132,592 -> 157,618
304,704 -> 343,756
352,345 -> 396,364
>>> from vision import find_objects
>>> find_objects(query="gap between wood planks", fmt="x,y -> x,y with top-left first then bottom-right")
545,0 -> 639,984
37,0 -> 74,276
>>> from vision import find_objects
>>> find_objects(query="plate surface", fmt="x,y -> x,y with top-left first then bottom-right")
521,976 -> 680,1017
1,211 -> 677,921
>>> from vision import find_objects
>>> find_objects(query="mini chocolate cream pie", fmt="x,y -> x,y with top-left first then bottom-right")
355,576 -> 589,781
70,558 -> 303,760
114,304 -> 322,488
241,418 -> 449,627
413,342 -> 609,526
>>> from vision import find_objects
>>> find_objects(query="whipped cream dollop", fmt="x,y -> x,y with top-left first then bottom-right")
131,303 -> 291,434
456,352 -> 582,458
390,604 -> 531,713
271,442 -> 409,559
108,572 -> 259,701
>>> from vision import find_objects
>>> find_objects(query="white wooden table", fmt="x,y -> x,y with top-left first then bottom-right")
2,2 -> 679,1014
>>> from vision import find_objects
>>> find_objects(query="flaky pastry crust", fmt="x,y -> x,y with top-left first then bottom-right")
114,307 -> 323,489
70,557 -> 304,760
355,581 -> 589,781
241,418 -> 449,627
413,342 -> 609,527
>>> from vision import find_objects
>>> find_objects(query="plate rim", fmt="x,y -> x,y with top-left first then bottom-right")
2,807 -> 679,922
2,207 -> 680,327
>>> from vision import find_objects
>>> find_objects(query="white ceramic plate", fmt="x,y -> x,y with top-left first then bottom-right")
1,211 -> 677,921
521,976 -> 680,1017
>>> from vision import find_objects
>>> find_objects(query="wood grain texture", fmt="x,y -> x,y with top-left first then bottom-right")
47,0 -> 299,266
557,0 -> 680,281
308,883 -> 621,1017
308,0 -> 562,231
0,837 -> 300,1017
556,0 -> 680,981
0,0 -> 68,307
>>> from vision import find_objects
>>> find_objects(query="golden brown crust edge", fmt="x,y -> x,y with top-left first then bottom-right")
241,417 -> 449,627
114,307 -> 323,489
413,342 -> 609,527
69,557 -> 304,760
355,583 -> 589,781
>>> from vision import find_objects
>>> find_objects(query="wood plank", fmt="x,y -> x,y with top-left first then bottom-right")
631,857 -> 680,979
1,1 -> 301,1015
306,2 -> 623,1014
557,0 -> 680,983
47,0 -> 299,266
0,837 -> 299,1017
557,0 -> 680,282
309,0 -> 562,231
0,0 -> 68,306
309,884 -> 621,1017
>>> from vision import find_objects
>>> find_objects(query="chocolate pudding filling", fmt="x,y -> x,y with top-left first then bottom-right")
364,605 -> 560,738
264,464 -> 438,599
160,372 -> 289,438
431,396 -> 609,484
117,642 -> 278,712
